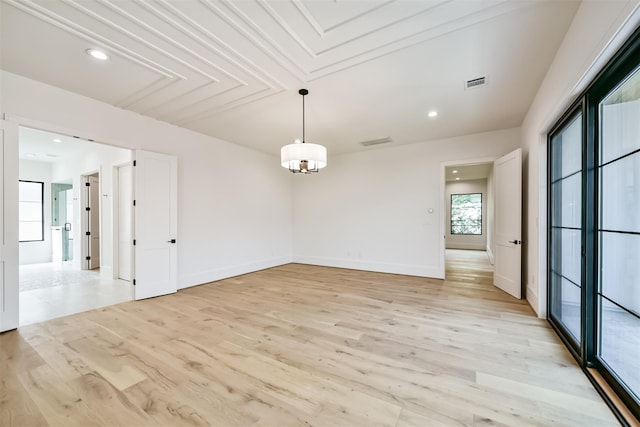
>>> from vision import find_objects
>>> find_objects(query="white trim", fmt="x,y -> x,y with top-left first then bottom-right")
526,283 -> 539,316
179,256 -> 293,289
486,245 -> 495,265
293,255 -> 443,279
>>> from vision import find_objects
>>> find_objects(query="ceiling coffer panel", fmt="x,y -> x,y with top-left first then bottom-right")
1,0 -> 581,156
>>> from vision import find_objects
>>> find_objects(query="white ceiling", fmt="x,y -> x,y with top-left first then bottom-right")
445,163 -> 492,182
1,0 -> 580,156
19,126 -> 114,162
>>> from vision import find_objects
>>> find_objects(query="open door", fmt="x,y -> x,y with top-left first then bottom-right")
88,174 -> 100,269
1,120 -> 19,332
133,150 -> 177,300
494,148 -> 522,298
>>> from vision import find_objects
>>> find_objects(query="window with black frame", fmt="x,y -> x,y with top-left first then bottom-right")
548,110 -> 583,349
596,63 -> 640,408
548,26 -> 640,422
19,180 -> 44,242
450,193 -> 482,235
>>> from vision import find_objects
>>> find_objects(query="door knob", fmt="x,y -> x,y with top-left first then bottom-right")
508,240 -> 522,245
167,239 -> 176,244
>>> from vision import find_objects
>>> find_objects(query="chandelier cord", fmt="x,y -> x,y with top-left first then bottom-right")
302,91 -> 305,144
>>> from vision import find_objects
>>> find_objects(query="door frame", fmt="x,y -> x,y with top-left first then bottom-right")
439,156 -> 497,279
5,114 -> 136,330
112,161 -> 133,281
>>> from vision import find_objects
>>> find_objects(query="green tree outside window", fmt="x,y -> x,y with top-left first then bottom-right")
451,193 -> 482,235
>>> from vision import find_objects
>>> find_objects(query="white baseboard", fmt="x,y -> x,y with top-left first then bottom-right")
293,255 -> 444,279
445,243 -> 486,250
526,283 -> 541,317
486,246 -> 494,265
178,256 -> 292,289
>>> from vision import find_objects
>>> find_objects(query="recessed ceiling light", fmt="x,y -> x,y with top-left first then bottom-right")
452,170 -> 458,174
455,177 -> 460,181
53,138 -> 62,143
427,111 -> 438,118
86,48 -> 109,61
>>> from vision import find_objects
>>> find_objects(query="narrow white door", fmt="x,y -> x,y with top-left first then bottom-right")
133,150 -> 177,300
0,120 -> 19,332
118,164 -> 132,281
493,148 -> 523,298
88,174 -> 100,269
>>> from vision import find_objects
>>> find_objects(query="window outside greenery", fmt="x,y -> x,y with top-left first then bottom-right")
451,193 -> 482,235
19,180 -> 44,242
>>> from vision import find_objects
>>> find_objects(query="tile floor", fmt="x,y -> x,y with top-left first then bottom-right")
19,262 -> 133,326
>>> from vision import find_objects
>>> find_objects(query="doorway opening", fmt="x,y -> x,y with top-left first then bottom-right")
443,161 -> 494,282
441,149 -> 523,298
18,126 -> 133,326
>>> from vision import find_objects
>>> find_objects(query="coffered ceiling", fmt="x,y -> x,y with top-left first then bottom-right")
1,0 -> 580,155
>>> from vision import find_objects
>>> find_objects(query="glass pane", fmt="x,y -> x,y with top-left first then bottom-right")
549,110 -> 583,347
551,173 -> 581,228
600,232 -> 640,317
599,298 -> 640,400
551,113 -> 582,181
550,228 -> 581,286
599,65 -> 640,165
599,153 -> 640,233
19,181 -> 42,202
560,278 -> 581,341
19,221 -> 43,241
451,193 -> 482,235
18,201 -> 42,221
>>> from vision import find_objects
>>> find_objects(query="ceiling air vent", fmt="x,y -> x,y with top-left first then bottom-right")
465,76 -> 486,89
360,136 -> 392,147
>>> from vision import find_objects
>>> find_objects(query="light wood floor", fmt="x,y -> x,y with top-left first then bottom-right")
1,252 -> 619,426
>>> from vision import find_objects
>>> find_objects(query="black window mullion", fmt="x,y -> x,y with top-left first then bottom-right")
583,94 -> 597,366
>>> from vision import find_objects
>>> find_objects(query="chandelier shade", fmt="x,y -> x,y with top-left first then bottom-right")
281,143 -> 327,173
281,88 -> 327,174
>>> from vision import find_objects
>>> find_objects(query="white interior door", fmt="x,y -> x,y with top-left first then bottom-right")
1,120 -> 19,332
117,164 -> 132,281
134,150 -> 177,300
494,148 -> 523,298
88,174 -> 100,269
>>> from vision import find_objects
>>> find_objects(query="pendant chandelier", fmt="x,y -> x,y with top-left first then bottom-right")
281,89 -> 327,173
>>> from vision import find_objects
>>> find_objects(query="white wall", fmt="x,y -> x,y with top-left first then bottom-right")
19,159 -> 52,265
2,71 -> 293,289
50,143 -> 131,273
445,179 -> 488,250
521,1 -> 640,316
293,128 -> 520,278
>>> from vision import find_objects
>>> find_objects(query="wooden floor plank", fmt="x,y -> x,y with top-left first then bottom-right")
1,250 -> 621,426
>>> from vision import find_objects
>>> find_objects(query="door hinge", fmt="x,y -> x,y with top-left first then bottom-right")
133,239 -> 136,246
85,207 -> 91,211
133,279 -> 136,286
133,160 -> 136,166
133,200 -> 136,206
85,182 -> 91,187
85,256 -> 91,260
85,231 -> 91,236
